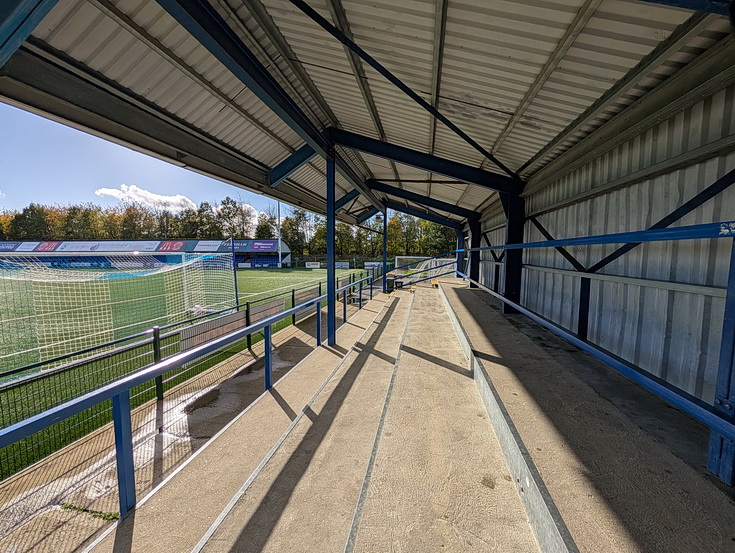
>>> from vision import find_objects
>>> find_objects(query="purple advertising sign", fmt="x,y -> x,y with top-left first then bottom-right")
250,240 -> 279,252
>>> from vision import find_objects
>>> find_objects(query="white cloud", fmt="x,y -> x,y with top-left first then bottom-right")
0,190 -> 5,199
94,184 -> 196,212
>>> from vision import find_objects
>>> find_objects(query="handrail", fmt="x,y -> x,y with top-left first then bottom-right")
462,275 -> 735,444
2,270 -> 369,382
0,274 -> 372,450
392,252 -> 457,274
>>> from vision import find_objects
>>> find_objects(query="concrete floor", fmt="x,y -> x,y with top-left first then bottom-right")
8,280 -> 732,553
89,287 -> 538,553
442,283 -> 735,553
0,300 -> 361,553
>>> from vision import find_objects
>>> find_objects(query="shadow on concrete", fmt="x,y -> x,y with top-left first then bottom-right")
400,344 -> 471,378
223,298 -> 400,552
111,510 -> 135,553
449,286 -> 735,551
269,389 -> 297,421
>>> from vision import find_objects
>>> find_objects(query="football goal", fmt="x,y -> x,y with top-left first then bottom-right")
0,252 -> 235,376
393,255 -> 457,284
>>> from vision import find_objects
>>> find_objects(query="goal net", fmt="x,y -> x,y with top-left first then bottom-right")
0,253 -> 235,376
393,256 -> 457,284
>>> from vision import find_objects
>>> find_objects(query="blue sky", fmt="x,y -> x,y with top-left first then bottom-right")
0,101 -> 279,215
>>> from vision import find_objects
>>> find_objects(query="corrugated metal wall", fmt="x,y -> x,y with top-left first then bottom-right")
481,84 -> 735,404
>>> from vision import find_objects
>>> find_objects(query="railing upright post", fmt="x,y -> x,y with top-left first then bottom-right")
264,325 -> 272,390
112,390 -> 136,517
370,277 -> 373,300
153,326 -> 164,401
359,281 -> 363,309
343,290 -> 347,323
708,238 -> 735,484
246,301 -> 252,349
578,277 -> 591,339
291,288 -> 297,326
316,301 -> 322,346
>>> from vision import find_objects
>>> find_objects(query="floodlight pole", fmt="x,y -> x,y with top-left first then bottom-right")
231,237 -> 240,308
277,201 -> 282,267
326,156 -> 337,346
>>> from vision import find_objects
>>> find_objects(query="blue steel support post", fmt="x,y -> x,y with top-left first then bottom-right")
327,157 -> 337,346
502,195 -> 525,315
112,391 -> 136,517
264,325 -> 272,389
343,290 -> 347,323
382,211 -> 388,293
708,238 -> 735,484
455,230 -> 464,275
369,277 -> 373,300
469,220 -> 481,289
315,301 -> 322,346
578,278 -> 591,339
359,281 -> 363,309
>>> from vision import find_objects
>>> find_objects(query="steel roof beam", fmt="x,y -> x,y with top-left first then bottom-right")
156,0 -> 384,212
0,44 -> 356,219
368,180 -> 479,221
324,0 -> 402,183
639,0 -> 731,14
427,0 -> 449,197
269,144 -> 317,188
335,189 -> 360,210
384,201 -> 462,230
357,208 -> 380,224
489,0 -> 603,159
520,11 -> 720,180
327,128 -> 521,195
289,0 -> 520,181
0,0 -> 59,68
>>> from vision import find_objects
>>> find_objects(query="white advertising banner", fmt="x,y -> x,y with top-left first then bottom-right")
56,241 -> 160,252
305,262 -> 321,269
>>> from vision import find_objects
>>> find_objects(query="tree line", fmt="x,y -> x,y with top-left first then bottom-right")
0,198 -> 457,258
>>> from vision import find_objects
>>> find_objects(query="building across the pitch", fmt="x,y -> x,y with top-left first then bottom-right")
0,238 -> 291,268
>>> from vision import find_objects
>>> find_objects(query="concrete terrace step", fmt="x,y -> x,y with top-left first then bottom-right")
441,282 -> 735,553
91,286 -> 540,553
88,294 -> 393,553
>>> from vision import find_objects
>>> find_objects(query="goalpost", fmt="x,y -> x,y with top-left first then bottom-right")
394,255 -> 458,284
0,252 -> 236,376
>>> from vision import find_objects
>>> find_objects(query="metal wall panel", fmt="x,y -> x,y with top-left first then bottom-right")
512,84 -> 735,403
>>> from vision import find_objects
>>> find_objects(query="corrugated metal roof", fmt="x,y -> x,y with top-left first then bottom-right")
6,0 -> 727,226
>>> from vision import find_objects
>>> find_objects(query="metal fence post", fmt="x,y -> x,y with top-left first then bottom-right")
153,326 -> 164,401
343,290 -> 347,323
264,325 -> 272,390
578,277 -> 591,339
316,301 -> 322,347
369,277 -> 373,300
291,288 -> 297,326
708,238 -> 735,484
112,390 -> 136,517
359,281 -> 363,310
246,301 -> 252,349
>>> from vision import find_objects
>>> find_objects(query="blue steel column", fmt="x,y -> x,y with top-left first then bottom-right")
382,211 -> 388,293
455,229 -> 465,275
469,220 -> 481,288
112,391 -> 136,517
326,156 -> 337,346
708,238 -> 735,484
502,195 -> 525,315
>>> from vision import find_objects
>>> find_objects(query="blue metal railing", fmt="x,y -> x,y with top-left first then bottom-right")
450,219 -> 735,480
0,275 -> 374,517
